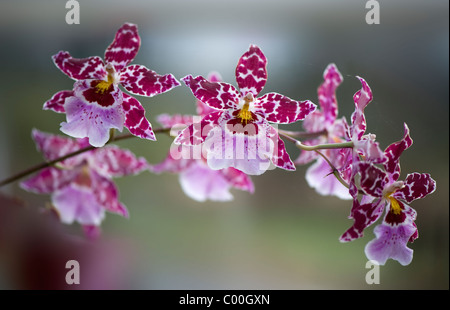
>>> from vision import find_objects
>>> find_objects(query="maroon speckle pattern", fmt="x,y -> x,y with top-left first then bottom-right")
52,51 -> 106,81
257,92 -> 316,124
82,80 -> 116,107
104,23 -> 140,72
350,77 -> 373,140
235,44 -> 267,97
121,65 -> 180,97
318,63 -> 342,124
122,94 -> 155,141
43,90 -> 74,113
383,123 -> 413,179
182,75 -> 240,110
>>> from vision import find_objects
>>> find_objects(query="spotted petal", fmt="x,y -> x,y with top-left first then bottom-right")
156,114 -> 194,129
104,23 -> 141,73
174,111 -> 222,146
267,126 -> 296,171
20,167 -> 76,194
221,167 -> 255,193
256,92 -> 316,124
235,45 -> 267,97
52,51 -> 106,81
43,90 -> 74,113
394,173 -> 436,203
122,93 -> 155,141
182,75 -> 240,110
120,65 -> 180,97
358,162 -> 388,198
318,63 -> 343,124
150,148 -> 194,174
92,145 -> 149,178
91,172 -> 129,218
205,118 -> 274,175
350,77 -> 373,140
339,198 -> 385,242
383,123 -> 413,180
31,129 -> 88,164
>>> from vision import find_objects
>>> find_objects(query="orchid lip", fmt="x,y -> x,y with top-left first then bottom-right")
95,63 -> 120,94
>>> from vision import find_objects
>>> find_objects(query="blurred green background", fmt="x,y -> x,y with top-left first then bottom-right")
0,0 -> 448,289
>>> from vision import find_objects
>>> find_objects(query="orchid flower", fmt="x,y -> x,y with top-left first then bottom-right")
339,124 -> 436,265
151,72 -> 254,201
20,130 -> 148,233
175,45 -> 316,175
44,23 -> 180,147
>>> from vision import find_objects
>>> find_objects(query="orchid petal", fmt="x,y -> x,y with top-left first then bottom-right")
174,111 -> 222,146
205,121 -> 273,175
305,157 -> 352,200
52,183 -> 106,226
31,129 -> 87,163
235,45 -> 267,97
384,123 -> 413,180
394,173 -> 436,203
267,126 -> 296,171
318,63 -> 343,124
104,23 -> 140,72
339,198 -> 385,242
179,162 -> 233,202
182,75 -> 240,110
43,90 -> 74,113
91,172 -> 129,218
20,168 -> 76,194
52,51 -> 106,81
120,64 -> 180,97
92,145 -> 149,178
358,162 -> 389,198
221,167 -> 255,193
350,77 -> 373,140
60,95 -> 124,148
256,92 -> 316,124
365,204 -> 417,266
122,93 -> 155,141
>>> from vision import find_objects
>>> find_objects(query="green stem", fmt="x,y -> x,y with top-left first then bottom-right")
278,130 -> 354,151
277,129 -> 327,140
0,128 -> 171,188
278,130 -> 355,191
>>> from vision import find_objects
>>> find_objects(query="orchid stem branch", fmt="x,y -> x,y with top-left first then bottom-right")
0,128 -> 171,188
278,130 -> 354,190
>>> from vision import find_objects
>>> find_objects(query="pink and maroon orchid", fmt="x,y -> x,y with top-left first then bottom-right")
20,129 -> 149,234
339,124 -> 436,265
175,45 -> 316,175
44,23 -> 180,147
151,72 -> 254,201
295,64 -> 352,199
340,76 -> 386,196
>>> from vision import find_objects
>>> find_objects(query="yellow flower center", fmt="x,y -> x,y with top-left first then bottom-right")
237,102 -> 253,125
95,64 -> 116,94
388,196 -> 402,215
236,93 -> 254,125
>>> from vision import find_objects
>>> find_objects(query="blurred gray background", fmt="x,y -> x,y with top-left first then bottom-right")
0,0 -> 448,289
